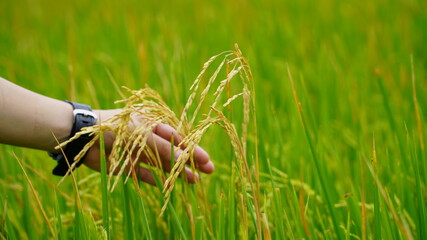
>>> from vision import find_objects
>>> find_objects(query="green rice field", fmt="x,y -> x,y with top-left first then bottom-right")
1,0 -> 426,239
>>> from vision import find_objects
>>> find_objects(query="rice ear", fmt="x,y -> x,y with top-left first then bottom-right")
56,45 -> 258,219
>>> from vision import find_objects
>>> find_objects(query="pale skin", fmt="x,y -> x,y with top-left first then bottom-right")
0,77 -> 214,185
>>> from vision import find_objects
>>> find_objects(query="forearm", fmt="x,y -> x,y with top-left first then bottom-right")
0,78 -> 74,152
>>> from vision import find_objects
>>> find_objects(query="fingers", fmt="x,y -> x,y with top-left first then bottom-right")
184,167 -> 200,183
133,165 -> 199,186
135,166 -> 156,185
152,123 -> 214,174
146,133 -> 177,165
84,122 -> 209,186
193,146 -> 214,173
153,123 -> 183,146
198,160 -> 215,174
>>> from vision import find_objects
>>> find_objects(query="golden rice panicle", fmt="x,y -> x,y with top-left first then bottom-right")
178,51 -> 235,133
56,45 -> 258,218
161,46 -> 256,215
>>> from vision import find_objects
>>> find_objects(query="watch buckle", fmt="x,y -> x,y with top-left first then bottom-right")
73,109 -> 98,120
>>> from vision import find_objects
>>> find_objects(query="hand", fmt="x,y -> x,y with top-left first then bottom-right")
83,109 -> 214,185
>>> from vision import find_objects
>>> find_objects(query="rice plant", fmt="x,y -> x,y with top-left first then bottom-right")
1,0 -> 426,239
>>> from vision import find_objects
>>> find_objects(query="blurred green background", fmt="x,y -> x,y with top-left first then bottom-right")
1,0 -> 426,239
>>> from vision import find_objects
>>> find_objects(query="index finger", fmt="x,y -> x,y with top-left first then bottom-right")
153,123 -> 214,174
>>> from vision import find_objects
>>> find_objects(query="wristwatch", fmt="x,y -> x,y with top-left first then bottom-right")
49,100 -> 97,176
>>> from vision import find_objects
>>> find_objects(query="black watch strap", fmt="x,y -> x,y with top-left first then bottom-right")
49,101 -> 97,176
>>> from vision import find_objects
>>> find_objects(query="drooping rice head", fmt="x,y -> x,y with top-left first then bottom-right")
56,44 -> 257,216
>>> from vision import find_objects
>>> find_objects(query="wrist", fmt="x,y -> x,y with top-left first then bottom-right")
49,101 -> 74,151
50,101 -> 98,176
33,99 -> 74,153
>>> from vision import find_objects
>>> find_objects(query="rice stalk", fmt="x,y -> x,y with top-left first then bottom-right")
365,154 -> 414,240
410,55 -> 424,150
56,46 -> 260,227
12,152 -> 55,237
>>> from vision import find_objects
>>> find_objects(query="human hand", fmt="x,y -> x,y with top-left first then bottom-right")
82,109 -> 214,185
